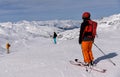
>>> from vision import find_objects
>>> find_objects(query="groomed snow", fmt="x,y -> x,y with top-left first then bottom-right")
0,14 -> 120,77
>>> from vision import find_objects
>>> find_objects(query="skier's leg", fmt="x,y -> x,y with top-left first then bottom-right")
81,41 -> 91,64
88,41 -> 94,65
54,38 -> 57,44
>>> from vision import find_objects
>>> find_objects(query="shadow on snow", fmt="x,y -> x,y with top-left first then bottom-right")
94,52 -> 118,64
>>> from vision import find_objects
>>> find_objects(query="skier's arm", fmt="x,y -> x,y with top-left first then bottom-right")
79,23 -> 84,44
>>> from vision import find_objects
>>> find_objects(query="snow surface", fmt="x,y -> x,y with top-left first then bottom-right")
0,14 -> 120,77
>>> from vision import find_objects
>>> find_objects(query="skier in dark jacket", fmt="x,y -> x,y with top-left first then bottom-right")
53,32 -> 57,44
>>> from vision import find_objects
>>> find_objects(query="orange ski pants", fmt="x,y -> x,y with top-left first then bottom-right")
81,41 -> 94,63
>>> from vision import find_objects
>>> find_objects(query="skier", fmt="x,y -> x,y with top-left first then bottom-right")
53,32 -> 57,44
6,42 -> 11,54
79,12 -> 97,66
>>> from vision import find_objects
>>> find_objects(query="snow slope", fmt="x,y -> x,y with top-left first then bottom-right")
0,14 -> 120,77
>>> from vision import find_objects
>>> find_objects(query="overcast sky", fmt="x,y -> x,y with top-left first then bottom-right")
0,0 -> 120,22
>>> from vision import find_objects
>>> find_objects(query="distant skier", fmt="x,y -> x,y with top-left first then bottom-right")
6,42 -> 11,54
79,12 -> 97,66
53,32 -> 57,44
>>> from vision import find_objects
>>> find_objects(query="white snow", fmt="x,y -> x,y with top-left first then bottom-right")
0,14 -> 120,77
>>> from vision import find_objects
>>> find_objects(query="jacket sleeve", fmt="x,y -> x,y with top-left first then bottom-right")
79,23 -> 84,44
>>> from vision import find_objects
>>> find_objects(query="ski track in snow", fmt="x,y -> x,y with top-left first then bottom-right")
0,35 -> 120,77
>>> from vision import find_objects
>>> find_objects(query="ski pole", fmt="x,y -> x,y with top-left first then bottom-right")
93,43 -> 116,66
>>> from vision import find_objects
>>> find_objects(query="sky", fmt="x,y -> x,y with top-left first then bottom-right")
0,0 -> 120,22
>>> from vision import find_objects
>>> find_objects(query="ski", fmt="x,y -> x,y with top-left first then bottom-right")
69,59 -> 106,73
75,59 -> 107,73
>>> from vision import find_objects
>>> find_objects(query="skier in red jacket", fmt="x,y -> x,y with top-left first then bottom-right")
79,12 -> 97,66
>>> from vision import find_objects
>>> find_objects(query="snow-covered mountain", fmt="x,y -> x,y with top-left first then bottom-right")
0,14 -> 120,41
0,13 -> 120,50
0,14 -> 120,77
97,14 -> 120,31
